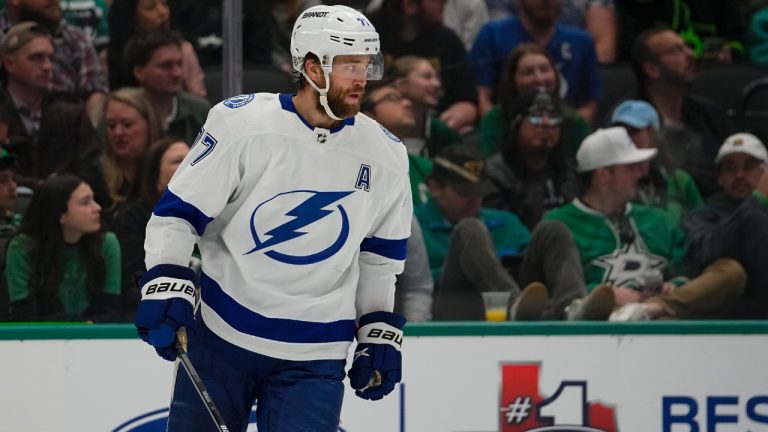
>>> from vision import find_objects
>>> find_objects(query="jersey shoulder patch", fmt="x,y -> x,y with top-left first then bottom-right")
223,94 -> 256,109
379,124 -> 401,143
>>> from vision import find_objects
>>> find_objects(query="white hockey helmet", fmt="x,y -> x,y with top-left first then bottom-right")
290,5 -> 383,80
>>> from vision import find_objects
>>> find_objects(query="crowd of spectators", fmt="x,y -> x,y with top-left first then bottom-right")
0,0 -> 766,322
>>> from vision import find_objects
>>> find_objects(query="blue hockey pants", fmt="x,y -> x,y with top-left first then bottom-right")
166,318 -> 346,432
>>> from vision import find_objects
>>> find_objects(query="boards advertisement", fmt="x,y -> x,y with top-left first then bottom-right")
1,325 -> 766,431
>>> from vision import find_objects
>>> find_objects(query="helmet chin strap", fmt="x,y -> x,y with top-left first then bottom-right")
302,70 -> 344,121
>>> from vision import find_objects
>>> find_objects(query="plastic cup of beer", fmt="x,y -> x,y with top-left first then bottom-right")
481,291 -> 511,322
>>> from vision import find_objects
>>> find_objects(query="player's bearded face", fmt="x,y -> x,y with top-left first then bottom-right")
323,79 -> 365,118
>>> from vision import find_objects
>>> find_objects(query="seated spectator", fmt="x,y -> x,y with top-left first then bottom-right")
106,0 -> 206,97
370,0 -> 479,133
112,136 -> 189,316
508,0 -> 618,63
545,127 -> 746,320
484,87 -> 580,229
630,28 -> 734,197
610,100 -> 703,224
395,218 -> 434,322
0,0 -> 108,126
0,150 -> 18,320
478,42 -> 592,158
617,0 -> 747,63
685,133 -> 768,319
470,0 -> 602,123
61,0 -> 110,51
5,174 -> 121,322
0,21 -> 109,204
360,78 -> 433,206
391,55 -> 462,159
101,86 -> 164,212
416,143 -> 614,321
124,28 -> 211,144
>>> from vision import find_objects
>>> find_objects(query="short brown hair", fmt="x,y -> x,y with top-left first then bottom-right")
0,21 -> 51,57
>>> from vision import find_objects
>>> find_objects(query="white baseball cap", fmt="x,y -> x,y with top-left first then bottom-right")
715,132 -> 768,164
576,127 -> 657,172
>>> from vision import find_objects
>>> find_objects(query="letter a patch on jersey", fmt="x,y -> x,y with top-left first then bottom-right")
355,164 -> 371,192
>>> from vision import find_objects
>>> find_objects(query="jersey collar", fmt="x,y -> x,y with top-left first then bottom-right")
279,93 -> 355,133
573,198 -> 633,217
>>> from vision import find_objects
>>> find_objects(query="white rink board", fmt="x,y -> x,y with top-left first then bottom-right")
1,329 -> 767,432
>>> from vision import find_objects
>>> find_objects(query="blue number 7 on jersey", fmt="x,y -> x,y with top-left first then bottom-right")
191,131 -> 218,166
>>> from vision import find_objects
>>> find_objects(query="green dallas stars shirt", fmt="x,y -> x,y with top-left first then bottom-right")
545,199 -> 687,292
415,196 -> 531,283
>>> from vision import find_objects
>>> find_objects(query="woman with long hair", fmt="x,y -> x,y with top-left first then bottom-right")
105,0 -> 206,97
112,136 -> 189,313
479,42 -> 592,158
484,87 -> 580,229
390,55 -> 462,159
5,174 -> 121,321
102,87 -> 164,212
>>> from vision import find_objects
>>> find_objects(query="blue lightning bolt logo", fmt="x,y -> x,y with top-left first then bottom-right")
246,190 -> 354,265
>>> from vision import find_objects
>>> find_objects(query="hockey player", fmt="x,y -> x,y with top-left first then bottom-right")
133,5 -> 412,431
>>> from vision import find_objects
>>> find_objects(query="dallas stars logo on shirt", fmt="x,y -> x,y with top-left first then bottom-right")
593,242 -> 666,290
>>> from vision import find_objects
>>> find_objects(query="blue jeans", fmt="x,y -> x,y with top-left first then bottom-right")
167,317 -> 346,432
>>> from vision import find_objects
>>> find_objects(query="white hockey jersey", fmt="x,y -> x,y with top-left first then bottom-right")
145,93 -> 413,361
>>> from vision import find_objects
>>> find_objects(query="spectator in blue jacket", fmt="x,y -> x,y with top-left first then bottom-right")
470,0 -> 602,123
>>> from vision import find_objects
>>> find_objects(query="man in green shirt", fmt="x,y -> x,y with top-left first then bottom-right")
416,143 -> 614,321
546,127 -> 746,320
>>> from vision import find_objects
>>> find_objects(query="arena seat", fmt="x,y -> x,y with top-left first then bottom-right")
597,62 -> 637,126
738,76 -> 768,142
691,63 -> 768,119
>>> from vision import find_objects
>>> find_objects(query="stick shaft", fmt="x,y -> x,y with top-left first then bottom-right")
176,328 -> 230,431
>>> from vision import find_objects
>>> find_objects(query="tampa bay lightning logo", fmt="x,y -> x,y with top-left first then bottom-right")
223,93 -> 255,109
379,124 -> 401,142
246,190 -> 354,265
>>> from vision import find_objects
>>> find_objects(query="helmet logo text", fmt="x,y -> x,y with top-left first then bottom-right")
302,11 -> 329,18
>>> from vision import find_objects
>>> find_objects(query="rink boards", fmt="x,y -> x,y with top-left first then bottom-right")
1,321 -> 767,432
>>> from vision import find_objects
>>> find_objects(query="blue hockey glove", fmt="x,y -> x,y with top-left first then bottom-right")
348,311 -> 406,401
134,264 -> 196,361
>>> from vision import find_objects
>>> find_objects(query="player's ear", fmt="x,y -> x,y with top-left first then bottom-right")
642,60 -> 659,80
304,58 -> 322,80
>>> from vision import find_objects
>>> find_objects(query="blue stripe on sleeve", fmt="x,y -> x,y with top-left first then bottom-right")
201,273 -> 356,344
153,189 -> 214,236
360,236 -> 407,261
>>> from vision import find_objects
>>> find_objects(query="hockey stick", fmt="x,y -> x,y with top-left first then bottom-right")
361,370 -> 382,391
175,327 -> 230,432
